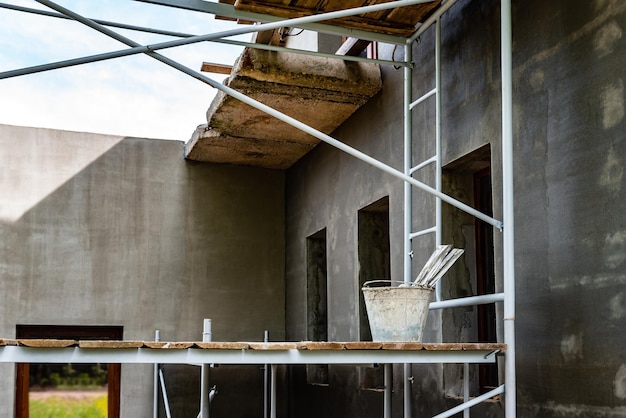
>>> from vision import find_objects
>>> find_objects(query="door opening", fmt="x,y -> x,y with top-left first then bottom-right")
357,197 -> 390,390
474,168 -> 498,391
15,325 -> 122,418
442,145 -> 498,395
306,229 -> 329,385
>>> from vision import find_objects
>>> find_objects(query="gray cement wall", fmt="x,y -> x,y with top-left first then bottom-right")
0,124 -> 285,417
512,0 -> 625,416
285,0 -> 625,417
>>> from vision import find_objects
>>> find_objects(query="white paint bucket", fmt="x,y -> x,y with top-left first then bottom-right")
362,281 -> 434,342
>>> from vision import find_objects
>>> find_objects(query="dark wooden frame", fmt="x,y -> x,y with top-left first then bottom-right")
14,325 -> 123,418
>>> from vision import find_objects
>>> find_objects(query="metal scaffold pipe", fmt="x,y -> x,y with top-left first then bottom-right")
384,364 -> 392,418
403,42 -> 414,418
0,2 -> 409,68
153,330 -> 160,418
264,330 -> 269,418
501,0 -> 516,416
19,0 -> 501,231
434,17 -> 443,301
4,0 -> 432,80
201,319 -> 212,418
159,368 -> 173,418
0,0 -> 502,233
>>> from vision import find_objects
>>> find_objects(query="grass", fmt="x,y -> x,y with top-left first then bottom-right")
29,395 -> 107,418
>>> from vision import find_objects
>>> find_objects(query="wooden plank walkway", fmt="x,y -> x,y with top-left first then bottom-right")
0,338 -> 505,351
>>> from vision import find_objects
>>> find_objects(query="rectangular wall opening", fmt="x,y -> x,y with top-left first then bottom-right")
442,144 -> 498,396
306,228 -> 329,385
15,325 -> 123,418
357,197 -> 390,390
358,197 -> 391,342
474,167 -> 498,391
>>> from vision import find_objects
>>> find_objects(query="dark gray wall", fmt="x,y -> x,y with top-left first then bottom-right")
285,0 -> 625,417
0,125 -> 285,417
513,0 -> 625,416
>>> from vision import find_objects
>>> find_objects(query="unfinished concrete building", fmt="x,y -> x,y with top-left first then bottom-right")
0,0 -> 625,417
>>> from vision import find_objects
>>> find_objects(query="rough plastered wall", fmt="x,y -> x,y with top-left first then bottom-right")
285,0 -> 625,417
512,0 -> 625,416
0,124 -> 285,417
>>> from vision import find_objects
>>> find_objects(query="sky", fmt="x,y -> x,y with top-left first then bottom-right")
0,0 -> 246,141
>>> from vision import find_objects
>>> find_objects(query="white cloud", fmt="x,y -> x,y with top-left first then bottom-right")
0,0 -> 245,140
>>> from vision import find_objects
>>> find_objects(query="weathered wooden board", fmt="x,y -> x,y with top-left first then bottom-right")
298,341 -> 346,350
195,342 -> 250,350
343,342 -> 383,350
230,0 -> 442,36
143,341 -> 195,349
422,343 -> 463,351
201,62 -> 233,75
18,339 -> 77,348
248,342 -> 299,350
381,342 -> 424,351
461,343 -> 506,351
79,340 -> 144,349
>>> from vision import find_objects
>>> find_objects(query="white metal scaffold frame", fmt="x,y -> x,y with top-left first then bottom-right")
0,0 -> 515,416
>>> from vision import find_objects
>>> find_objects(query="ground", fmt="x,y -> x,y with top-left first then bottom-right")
30,389 -> 106,401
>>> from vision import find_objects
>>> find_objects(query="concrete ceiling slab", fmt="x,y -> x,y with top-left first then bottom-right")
185,48 -> 382,169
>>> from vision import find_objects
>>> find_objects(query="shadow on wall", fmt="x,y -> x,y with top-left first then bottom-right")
0,125 -> 124,223
0,123 -> 286,417
0,123 -> 286,340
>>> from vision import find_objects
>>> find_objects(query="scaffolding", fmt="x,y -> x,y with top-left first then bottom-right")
0,0 -> 515,416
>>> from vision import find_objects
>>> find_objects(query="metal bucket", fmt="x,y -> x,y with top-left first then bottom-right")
362,280 -> 434,342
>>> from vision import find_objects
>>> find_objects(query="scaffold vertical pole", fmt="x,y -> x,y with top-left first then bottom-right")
270,364 -> 278,418
264,330 -> 269,418
201,319 -> 212,418
501,0 -> 516,416
403,40 -> 414,418
463,363 -> 470,418
384,364 -> 392,418
434,16 -> 443,302
153,329 -> 160,418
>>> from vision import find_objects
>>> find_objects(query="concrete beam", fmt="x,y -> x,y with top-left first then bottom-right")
185,48 -> 382,168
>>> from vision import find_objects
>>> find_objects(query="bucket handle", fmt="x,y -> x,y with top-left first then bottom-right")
363,280 -> 426,288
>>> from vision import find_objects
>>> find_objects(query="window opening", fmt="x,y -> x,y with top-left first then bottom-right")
442,145 -> 498,396
358,197 -> 390,390
474,168 -> 498,392
15,325 -> 122,418
306,229 -> 329,385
